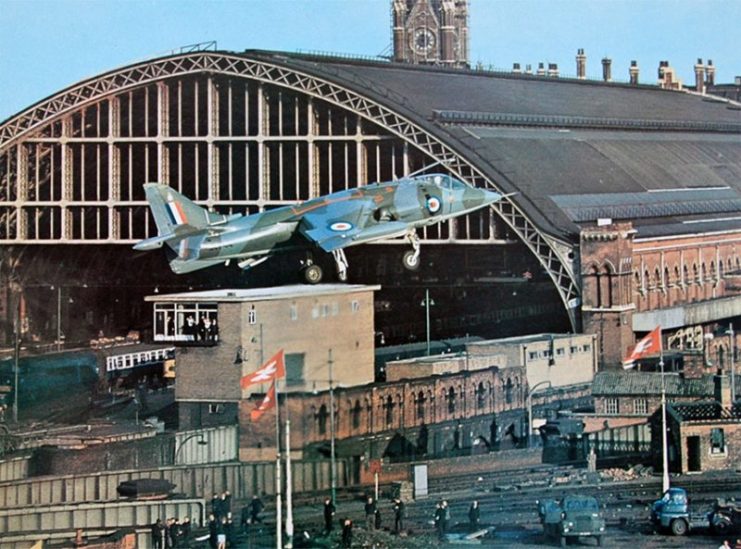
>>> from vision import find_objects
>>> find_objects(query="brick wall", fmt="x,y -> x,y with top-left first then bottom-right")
358,448 -> 542,485
677,421 -> 741,474
239,365 -> 530,456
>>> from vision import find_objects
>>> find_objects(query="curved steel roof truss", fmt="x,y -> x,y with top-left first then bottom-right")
0,52 -> 580,329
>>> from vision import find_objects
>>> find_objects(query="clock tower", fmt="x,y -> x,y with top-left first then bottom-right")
392,0 -> 469,67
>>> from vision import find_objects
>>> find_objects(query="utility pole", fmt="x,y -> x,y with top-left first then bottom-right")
329,349 -> 337,504
729,323 -> 736,405
13,299 -> 20,424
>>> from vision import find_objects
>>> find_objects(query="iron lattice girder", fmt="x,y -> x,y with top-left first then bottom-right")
0,52 -> 581,328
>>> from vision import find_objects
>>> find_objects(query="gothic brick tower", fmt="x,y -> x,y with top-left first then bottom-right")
392,0 -> 469,67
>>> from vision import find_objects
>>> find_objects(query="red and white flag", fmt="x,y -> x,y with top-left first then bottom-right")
250,382 -> 276,422
623,326 -> 662,369
240,349 -> 285,389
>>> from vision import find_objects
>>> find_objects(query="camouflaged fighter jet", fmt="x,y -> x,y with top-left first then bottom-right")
134,174 -> 502,283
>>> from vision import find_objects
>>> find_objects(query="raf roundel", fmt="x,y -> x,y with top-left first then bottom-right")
330,221 -> 353,232
426,196 -> 442,214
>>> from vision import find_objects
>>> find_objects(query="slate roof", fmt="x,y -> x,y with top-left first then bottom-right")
243,51 -> 741,241
668,400 -> 741,422
592,371 -> 714,397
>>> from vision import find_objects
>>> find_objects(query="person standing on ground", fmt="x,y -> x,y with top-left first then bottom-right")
207,513 -> 218,549
250,494 -> 265,524
434,501 -> 444,540
393,498 -> 405,533
364,496 -> 377,530
151,518 -> 165,549
441,500 -> 451,536
468,500 -> 480,530
341,518 -> 353,548
323,497 -> 336,534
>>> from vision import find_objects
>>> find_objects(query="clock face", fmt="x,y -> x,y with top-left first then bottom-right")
412,28 -> 436,55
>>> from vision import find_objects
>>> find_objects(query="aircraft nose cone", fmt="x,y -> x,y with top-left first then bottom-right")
463,187 -> 502,210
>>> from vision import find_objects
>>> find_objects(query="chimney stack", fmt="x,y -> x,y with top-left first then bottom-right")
715,374 -> 732,409
548,63 -> 559,78
512,62 -> 521,74
601,57 -> 612,82
629,60 -> 639,85
576,48 -> 587,79
525,64 -> 533,75
694,58 -> 705,93
536,62 -> 546,76
706,59 -> 716,87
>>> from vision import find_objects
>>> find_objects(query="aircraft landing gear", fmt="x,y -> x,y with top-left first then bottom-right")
402,231 -> 421,271
332,249 -> 349,282
300,252 -> 323,284
303,264 -> 323,284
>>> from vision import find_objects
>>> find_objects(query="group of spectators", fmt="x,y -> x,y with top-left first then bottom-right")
433,499 -> 481,540
181,315 -> 218,342
207,491 -> 265,548
150,517 -> 193,549
359,495 -> 406,534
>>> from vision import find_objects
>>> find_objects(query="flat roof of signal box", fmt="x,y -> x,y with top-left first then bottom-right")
144,284 -> 381,303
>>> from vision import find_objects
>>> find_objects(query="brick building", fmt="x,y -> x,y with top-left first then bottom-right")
466,333 -> 598,390
592,371 -> 740,417
240,361 -> 528,461
664,399 -> 741,474
145,284 -> 378,430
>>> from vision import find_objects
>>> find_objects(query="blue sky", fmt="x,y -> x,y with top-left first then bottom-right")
1,0 -> 739,122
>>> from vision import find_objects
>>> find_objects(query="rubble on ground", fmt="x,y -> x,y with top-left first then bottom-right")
599,464 -> 654,482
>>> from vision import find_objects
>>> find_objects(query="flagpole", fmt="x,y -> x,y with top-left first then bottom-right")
275,377 -> 282,549
285,418 -> 294,549
659,327 -> 670,493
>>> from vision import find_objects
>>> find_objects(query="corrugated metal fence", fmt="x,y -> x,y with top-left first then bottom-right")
0,498 -> 205,536
174,425 -> 238,465
0,459 -> 348,508
0,455 -> 30,482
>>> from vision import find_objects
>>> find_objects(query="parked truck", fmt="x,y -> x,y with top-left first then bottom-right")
538,494 -> 606,546
651,487 -> 741,536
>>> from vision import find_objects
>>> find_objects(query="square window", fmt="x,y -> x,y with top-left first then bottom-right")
605,398 -> 619,415
710,428 -> 725,454
208,403 -> 224,414
634,398 -> 648,415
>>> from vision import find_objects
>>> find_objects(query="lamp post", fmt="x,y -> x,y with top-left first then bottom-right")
659,355 -> 670,492
728,323 -> 736,405
173,433 -> 207,465
526,381 -> 552,448
420,289 -> 435,355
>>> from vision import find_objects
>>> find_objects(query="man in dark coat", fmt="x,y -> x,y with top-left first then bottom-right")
341,518 -> 353,548
364,496 -> 376,530
434,502 -> 444,540
207,513 -> 218,549
151,518 -> 165,549
323,497 -> 336,533
393,498 -> 405,533
468,500 -> 480,530
250,494 -> 265,524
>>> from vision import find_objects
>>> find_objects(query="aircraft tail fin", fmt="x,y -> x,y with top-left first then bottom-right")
143,183 -> 223,236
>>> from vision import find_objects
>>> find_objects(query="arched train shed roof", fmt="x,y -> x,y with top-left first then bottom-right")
245,50 -> 741,241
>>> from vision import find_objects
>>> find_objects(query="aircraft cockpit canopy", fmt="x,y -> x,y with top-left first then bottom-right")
420,174 -> 469,190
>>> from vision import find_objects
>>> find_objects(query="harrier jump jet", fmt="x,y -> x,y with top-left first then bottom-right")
134,174 -> 502,283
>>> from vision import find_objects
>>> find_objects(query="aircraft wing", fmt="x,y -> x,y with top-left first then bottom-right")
298,197 -> 408,252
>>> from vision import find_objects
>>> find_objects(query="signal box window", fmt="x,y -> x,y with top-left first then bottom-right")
154,302 -> 218,345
